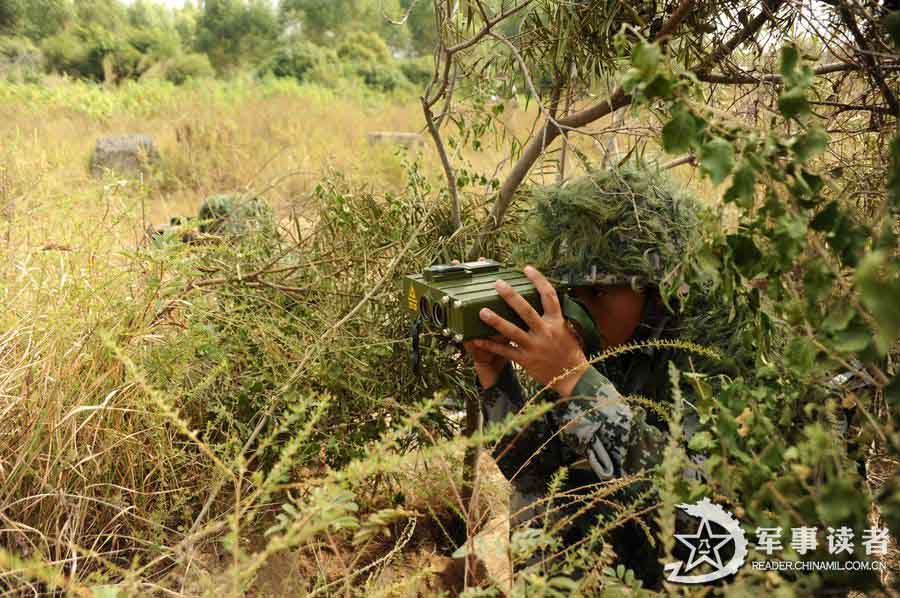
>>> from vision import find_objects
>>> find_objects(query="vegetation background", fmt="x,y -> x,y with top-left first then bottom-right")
0,0 -> 899,596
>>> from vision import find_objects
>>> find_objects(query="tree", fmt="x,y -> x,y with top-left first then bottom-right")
195,0 -> 279,71
73,0 -> 127,31
280,0 -> 409,49
401,0 -> 437,55
21,0 -> 72,40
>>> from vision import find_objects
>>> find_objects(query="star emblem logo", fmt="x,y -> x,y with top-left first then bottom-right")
674,516 -> 734,572
664,498 -> 749,584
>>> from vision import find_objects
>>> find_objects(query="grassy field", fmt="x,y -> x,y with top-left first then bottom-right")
0,76 -> 541,596
0,74 -> 737,596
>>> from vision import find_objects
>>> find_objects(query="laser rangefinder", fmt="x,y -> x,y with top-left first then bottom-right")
401,260 -> 541,342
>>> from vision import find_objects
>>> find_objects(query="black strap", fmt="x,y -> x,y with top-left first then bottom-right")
410,316 -> 424,376
561,295 -> 605,357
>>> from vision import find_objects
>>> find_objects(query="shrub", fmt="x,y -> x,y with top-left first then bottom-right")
356,61 -> 411,92
163,52 -> 214,84
0,35 -> 43,82
399,55 -> 433,87
257,38 -> 336,83
336,30 -> 391,64
42,27 -> 99,79
42,25 -> 183,82
125,27 -> 180,62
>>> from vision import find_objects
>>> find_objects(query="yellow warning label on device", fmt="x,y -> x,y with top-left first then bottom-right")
407,285 -> 417,311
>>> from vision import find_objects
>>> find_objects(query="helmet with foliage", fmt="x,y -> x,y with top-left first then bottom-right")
198,194 -> 275,237
514,166 -> 712,306
513,166 -> 772,376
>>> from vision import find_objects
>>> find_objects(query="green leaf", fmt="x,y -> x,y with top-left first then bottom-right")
793,127 -> 829,161
632,41 -> 661,76
643,73 -> 673,100
699,137 -> 735,185
780,45 -> 800,80
688,430 -> 714,451
724,162 -> 756,208
885,375 -> 900,408
779,86 -> 809,119
727,234 -> 763,277
661,107 -> 698,153
810,201 -> 839,232
803,259 -> 833,304
856,251 -> 900,351
822,304 -> 855,333
620,67 -> 644,94
817,478 -> 864,526
785,337 -> 817,375
832,327 -> 872,353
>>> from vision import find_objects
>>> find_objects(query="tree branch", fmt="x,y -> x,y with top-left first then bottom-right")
471,0 -> 797,252
809,100 -> 897,116
481,0 -> 696,241
422,98 -> 462,230
836,3 -> 900,116
694,0 -> 786,72
696,61 -> 900,84
662,153 -> 696,169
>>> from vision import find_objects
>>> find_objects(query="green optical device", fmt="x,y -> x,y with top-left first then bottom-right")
402,260 -> 541,343
401,261 -> 605,377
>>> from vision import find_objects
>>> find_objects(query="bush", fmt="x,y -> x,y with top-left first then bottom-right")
42,25 -> 133,81
125,27 -> 180,62
257,38 -> 336,83
0,35 -> 43,82
356,61 -> 410,92
336,30 -> 391,64
162,52 -> 214,84
42,27 -> 99,79
399,55 -> 433,87
42,25 -> 183,82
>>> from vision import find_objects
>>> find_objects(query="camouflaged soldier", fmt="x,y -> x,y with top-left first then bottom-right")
465,167 -> 718,581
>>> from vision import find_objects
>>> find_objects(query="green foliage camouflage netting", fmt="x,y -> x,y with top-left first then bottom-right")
513,166 -> 768,375
514,166 -> 707,295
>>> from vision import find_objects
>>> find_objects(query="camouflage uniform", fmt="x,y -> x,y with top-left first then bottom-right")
479,298 -> 672,524
477,288 -> 683,587
478,167 -> 716,581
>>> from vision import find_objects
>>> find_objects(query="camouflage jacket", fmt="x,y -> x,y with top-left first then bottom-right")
481,362 -> 667,504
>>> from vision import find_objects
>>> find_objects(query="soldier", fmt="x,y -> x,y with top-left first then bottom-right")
465,168 -> 730,584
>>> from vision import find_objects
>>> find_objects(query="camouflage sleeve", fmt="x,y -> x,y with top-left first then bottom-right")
554,368 -> 665,480
479,364 -> 565,490
480,363 -> 524,425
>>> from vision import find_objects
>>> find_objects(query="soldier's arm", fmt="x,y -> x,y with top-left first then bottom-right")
554,367 -> 664,480
479,362 -> 524,424
479,364 -> 565,487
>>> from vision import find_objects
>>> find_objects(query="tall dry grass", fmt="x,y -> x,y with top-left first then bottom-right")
0,76 -> 541,595
0,74 -> 729,596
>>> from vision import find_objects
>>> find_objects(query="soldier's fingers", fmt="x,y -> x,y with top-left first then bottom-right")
524,266 -> 561,318
496,279 -> 544,331
451,259 -> 461,265
472,338 -> 519,361
479,308 -> 530,345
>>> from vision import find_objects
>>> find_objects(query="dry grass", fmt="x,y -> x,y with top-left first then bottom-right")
0,76 -> 532,595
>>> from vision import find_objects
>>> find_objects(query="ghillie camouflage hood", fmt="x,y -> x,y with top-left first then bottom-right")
513,166 -> 767,376
514,167 -> 710,306
199,194 -> 275,237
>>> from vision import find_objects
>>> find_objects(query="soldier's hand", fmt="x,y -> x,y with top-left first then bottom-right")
451,258 -> 510,388
471,265 -> 589,397
463,336 -> 510,389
